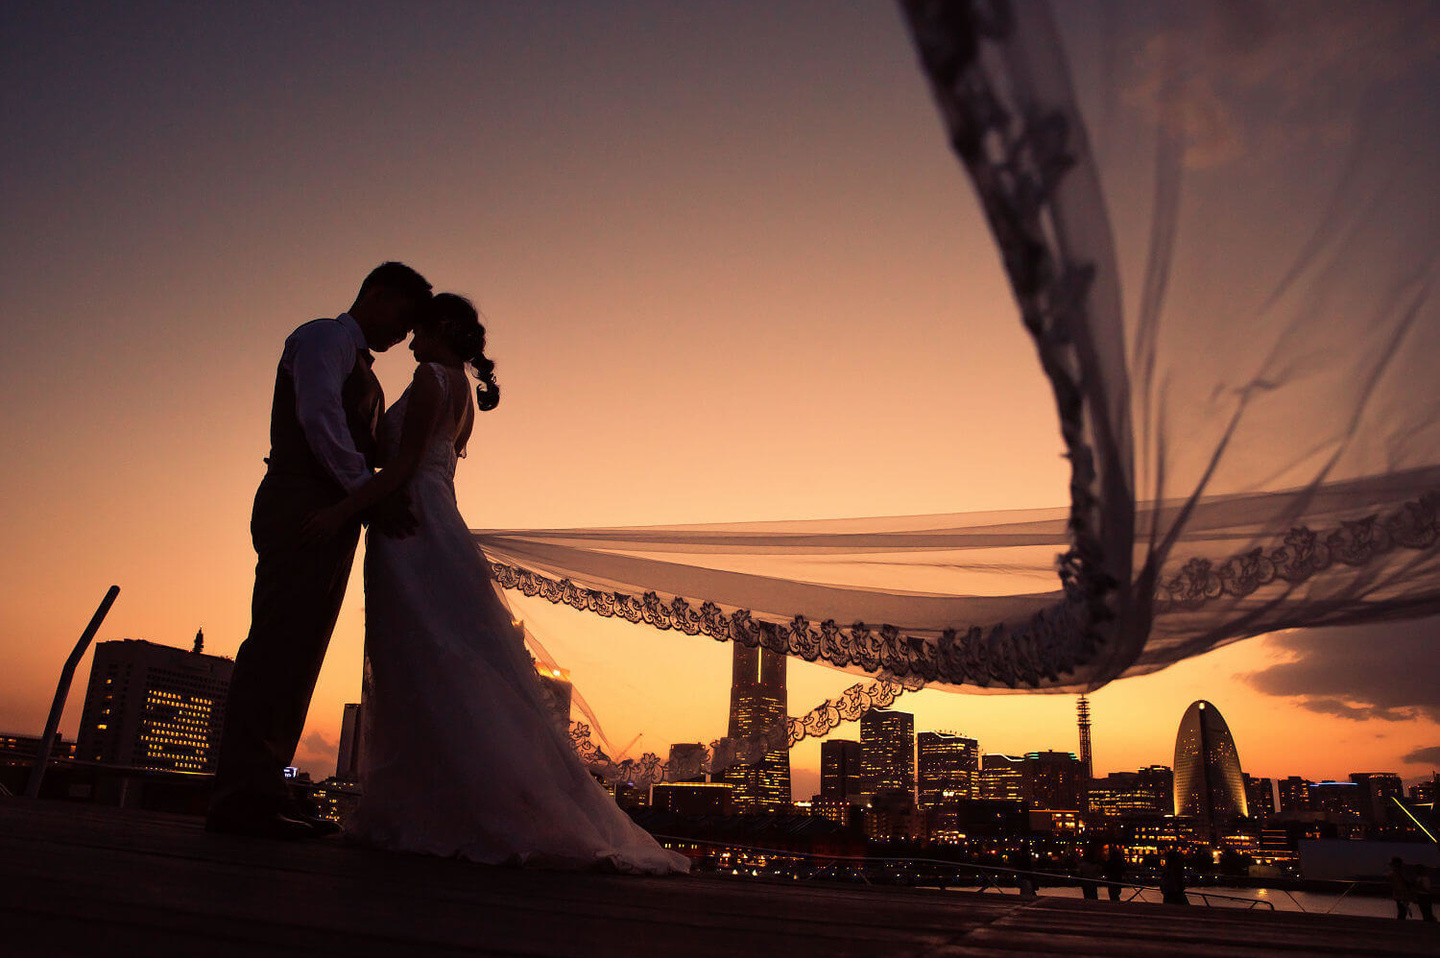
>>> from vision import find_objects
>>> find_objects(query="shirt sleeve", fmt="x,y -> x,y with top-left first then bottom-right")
287,322 -> 372,494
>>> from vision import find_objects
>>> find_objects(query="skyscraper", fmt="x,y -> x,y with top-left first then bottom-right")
718,644 -> 790,812
1349,772 -> 1404,825
860,708 -> 915,799
1278,776 -> 1311,815
820,739 -> 863,800
1244,774 -> 1276,821
1172,700 -> 1248,824
979,753 -> 1025,802
917,731 -> 978,835
336,703 -> 362,781
1023,750 -> 1085,811
1076,695 -> 1093,781
76,639 -> 233,773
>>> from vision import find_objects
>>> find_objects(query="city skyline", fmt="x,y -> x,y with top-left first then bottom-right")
8,627 -> 1435,798
3,2 -> 1438,791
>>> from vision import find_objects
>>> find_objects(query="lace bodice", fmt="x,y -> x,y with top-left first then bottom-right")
379,363 -> 466,482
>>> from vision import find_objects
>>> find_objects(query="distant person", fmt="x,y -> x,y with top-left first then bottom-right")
1076,845 -> 1103,900
1414,863 -> 1434,922
301,293 -> 688,873
1389,857 -> 1414,920
1102,845 -> 1128,902
208,263 -> 432,840
1159,851 -> 1189,905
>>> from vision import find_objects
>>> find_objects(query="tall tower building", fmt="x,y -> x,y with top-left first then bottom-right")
718,644 -> 790,812
76,639 -> 233,773
1172,700 -> 1248,824
860,708 -> 915,799
336,703 -> 362,781
1076,695 -> 1093,780
917,731 -> 979,835
820,739 -> 863,800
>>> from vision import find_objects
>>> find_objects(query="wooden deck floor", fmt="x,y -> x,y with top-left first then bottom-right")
2,799 -> 1434,957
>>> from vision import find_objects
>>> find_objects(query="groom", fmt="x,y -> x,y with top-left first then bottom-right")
208,262 -> 432,839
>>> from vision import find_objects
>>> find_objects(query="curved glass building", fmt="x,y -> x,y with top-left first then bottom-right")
1173,700 -> 1248,823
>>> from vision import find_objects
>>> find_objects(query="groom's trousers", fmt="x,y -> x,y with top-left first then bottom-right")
211,474 -> 360,814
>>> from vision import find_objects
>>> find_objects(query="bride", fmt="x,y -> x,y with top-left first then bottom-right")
303,293 -> 688,874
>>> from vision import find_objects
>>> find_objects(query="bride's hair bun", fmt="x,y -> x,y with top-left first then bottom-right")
429,292 -> 500,412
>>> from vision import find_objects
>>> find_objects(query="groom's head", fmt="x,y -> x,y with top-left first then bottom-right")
351,262 -> 433,351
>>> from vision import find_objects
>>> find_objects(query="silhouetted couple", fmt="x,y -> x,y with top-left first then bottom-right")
208,263 -> 686,873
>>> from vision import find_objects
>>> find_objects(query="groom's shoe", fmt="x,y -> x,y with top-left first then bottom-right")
206,808 -> 317,841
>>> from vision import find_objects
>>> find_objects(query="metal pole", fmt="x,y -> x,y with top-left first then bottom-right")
24,585 -> 119,799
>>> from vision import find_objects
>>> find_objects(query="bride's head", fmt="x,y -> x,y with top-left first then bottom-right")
413,292 -> 500,411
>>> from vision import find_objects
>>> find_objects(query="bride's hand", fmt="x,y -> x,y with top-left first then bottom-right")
301,506 -> 348,546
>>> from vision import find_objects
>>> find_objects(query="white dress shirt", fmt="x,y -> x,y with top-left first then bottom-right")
280,312 -> 373,494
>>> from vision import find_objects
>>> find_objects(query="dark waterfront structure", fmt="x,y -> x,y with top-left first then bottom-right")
860,709 -> 914,799
651,782 -> 734,817
336,703 -> 362,781
75,638 -> 233,773
819,739 -> 862,801
718,645 -> 790,812
1,733 -> 74,767
1172,700 -> 1247,824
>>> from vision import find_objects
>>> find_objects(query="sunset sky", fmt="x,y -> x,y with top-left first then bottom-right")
3,1 -> 1437,797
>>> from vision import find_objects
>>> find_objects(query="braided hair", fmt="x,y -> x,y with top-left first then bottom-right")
428,292 -> 500,411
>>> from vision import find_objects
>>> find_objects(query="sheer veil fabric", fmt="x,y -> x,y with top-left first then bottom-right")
475,2 -> 1440,725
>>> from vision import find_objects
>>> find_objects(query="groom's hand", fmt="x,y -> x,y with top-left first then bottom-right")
370,491 -> 417,538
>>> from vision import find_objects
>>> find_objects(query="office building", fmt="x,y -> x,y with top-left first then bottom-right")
917,731 -> 978,836
1244,774 -> 1276,821
1309,781 -> 1363,821
1023,750 -> 1085,812
1278,776 -> 1311,815
336,703 -> 362,781
1172,700 -> 1248,824
860,709 -> 914,799
1349,772 -> 1403,825
652,782 -> 734,817
75,638 -> 233,773
820,739 -> 863,801
979,753 -> 1025,803
718,644 -> 791,812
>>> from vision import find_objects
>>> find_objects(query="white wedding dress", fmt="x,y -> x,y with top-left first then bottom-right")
348,363 -> 688,874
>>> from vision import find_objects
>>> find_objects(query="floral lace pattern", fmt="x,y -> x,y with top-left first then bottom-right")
1156,491 -> 1440,611
492,560 -> 1091,688
566,672 -> 920,786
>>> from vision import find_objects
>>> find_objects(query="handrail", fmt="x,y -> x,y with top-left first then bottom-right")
25,586 -> 119,799
652,834 -> 1273,908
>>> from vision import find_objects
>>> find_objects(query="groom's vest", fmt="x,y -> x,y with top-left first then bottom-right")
265,318 -> 383,493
